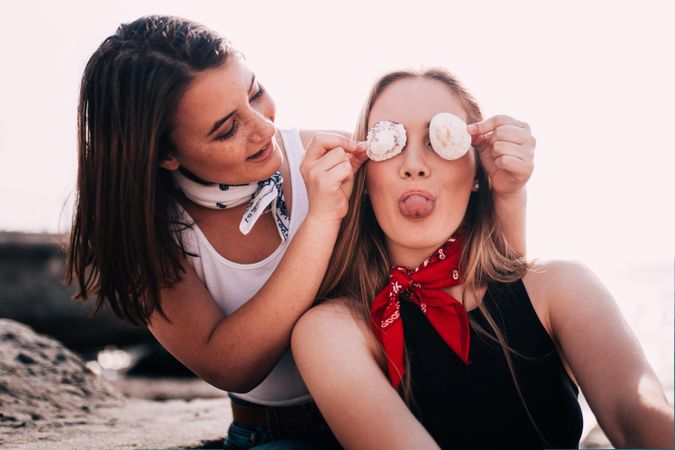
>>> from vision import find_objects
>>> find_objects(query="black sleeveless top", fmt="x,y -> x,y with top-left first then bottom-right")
400,279 -> 583,449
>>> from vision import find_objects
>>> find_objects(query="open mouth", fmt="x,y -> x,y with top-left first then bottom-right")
398,189 -> 436,219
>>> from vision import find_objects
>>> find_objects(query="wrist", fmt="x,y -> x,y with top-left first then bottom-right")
492,186 -> 527,204
303,212 -> 343,231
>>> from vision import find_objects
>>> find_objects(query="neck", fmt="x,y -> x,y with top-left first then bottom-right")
386,239 -> 448,269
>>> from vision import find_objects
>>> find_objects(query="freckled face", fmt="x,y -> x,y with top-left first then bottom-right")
166,55 -> 281,184
366,77 -> 477,256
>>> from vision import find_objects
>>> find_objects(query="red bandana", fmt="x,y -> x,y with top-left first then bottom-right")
370,235 -> 470,388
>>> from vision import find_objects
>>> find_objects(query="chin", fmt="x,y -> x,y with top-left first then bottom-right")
273,147 -> 286,170
388,219 -> 461,248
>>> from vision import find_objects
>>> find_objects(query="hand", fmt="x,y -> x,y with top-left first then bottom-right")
300,132 -> 367,223
467,115 -> 535,196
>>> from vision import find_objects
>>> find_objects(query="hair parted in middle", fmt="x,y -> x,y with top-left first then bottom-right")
316,67 -> 547,441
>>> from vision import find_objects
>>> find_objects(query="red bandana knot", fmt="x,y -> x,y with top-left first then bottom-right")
370,235 -> 470,388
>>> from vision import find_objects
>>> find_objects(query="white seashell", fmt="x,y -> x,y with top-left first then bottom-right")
367,121 -> 407,161
429,112 -> 472,160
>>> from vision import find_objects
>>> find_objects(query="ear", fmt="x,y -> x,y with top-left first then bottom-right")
159,155 -> 180,171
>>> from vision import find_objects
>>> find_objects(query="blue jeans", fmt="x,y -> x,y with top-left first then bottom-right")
223,395 -> 340,450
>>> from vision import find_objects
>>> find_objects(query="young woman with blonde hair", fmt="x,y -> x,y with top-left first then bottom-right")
291,69 -> 674,449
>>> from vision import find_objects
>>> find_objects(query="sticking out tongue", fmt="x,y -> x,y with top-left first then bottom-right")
399,194 -> 435,218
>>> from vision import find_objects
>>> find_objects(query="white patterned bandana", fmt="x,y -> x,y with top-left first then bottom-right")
173,170 -> 290,241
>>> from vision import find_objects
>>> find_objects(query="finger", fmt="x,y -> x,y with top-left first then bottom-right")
467,115 -> 529,136
305,132 -> 365,161
310,147 -> 351,173
472,131 -> 493,150
348,148 -> 369,173
488,125 -> 535,146
492,143 -> 534,168
490,141 -> 527,159
322,160 -> 354,188
494,154 -> 533,176
478,145 -> 498,176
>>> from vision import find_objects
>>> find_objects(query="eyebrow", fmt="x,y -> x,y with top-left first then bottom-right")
206,74 -> 256,138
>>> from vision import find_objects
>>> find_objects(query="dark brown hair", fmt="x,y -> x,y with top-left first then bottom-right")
66,16 -> 231,325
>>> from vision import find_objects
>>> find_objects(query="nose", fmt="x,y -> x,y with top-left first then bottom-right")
399,141 -> 431,179
247,107 -> 275,144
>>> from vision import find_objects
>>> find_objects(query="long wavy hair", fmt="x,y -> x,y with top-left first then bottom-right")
66,16 -> 231,325
317,68 -> 547,441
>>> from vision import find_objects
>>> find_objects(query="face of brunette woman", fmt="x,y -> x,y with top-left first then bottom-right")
161,54 -> 281,184
366,77 -> 477,266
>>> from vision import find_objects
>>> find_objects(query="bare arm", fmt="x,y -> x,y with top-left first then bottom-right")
149,133 -> 367,392
468,115 -> 535,256
492,188 -> 527,255
532,260 -> 674,448
292,301 -> 440,450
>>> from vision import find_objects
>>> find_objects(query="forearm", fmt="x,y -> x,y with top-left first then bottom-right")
493,187 -> 527,256
205,214 -> 341,391
618,394 -> 674,448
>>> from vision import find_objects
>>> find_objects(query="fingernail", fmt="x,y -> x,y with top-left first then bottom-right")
467,124 -> 477,133
349,139 -> 358,149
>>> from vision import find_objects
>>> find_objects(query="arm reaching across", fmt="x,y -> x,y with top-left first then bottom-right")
149,133 -> 368,392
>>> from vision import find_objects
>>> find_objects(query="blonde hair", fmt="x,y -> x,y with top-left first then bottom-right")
318,68 -> 547,442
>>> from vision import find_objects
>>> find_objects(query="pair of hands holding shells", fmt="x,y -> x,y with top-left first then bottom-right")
367,113 -> 535,196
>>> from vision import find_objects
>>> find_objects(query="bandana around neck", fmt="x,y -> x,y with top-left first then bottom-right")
370,235 -> 470,388
173,170 -> 290,241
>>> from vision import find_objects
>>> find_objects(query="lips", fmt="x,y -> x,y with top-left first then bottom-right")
247,139 -> 274,162
398,189 -> 436,219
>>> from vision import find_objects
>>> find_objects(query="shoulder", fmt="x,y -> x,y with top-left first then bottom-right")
523,259 -> 610,337
298,129 -> 353,150
524,258 -> 601,295
293,298 -> 367,343
292,298 -> 385,368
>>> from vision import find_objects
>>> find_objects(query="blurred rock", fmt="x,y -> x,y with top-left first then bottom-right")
0,318 -> 230,449
0,319 -> 123,430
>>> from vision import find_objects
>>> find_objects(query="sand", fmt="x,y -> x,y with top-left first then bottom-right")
0,319 -> 231,449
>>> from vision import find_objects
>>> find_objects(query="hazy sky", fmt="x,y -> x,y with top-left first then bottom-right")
1,0 -> 673,267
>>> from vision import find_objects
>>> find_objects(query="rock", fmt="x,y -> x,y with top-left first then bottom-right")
0,319 -> 230,449
0,319 -> 122,432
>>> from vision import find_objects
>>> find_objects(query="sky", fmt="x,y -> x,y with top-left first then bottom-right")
0,0 -> 674,268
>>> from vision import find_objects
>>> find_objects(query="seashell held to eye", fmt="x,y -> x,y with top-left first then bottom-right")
429,112 -> 472,160
366,121 -> 407,161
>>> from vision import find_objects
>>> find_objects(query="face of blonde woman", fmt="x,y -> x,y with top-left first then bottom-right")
365,77 -> 477,264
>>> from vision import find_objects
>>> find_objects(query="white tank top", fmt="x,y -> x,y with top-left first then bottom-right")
178,129 -> 311,406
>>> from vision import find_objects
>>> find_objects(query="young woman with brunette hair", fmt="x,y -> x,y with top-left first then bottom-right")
291,69 -> 674,449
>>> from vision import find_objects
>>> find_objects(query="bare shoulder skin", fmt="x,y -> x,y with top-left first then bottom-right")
523,260 -> 674,448
292,299 -> 441,450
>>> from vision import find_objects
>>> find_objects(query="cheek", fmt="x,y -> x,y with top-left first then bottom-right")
366,163 -> 397,222
365,162 -> 391,199
446,152 -> 476,187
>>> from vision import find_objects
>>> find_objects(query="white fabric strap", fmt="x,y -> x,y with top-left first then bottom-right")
173,170 -> 290,241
